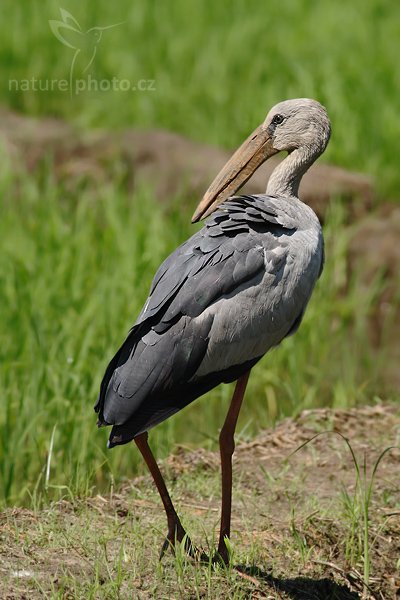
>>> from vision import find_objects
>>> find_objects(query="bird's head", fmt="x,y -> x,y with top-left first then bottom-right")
264,98 -> 331,156
192,98 -> 331,222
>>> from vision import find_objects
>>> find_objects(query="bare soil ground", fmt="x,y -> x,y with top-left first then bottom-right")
0,106 -> 373,221
1,404 -> 399,599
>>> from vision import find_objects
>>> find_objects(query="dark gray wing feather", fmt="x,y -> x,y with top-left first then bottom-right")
95,195 -> 297,438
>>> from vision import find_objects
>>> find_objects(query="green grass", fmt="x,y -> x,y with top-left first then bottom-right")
1,0 -> 400,197
1,405 -> 398,598
0,0 -> 399,509
294,430 -> 400,592
0,165 -> 390,508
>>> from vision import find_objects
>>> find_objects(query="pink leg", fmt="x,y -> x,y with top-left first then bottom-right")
217,371 -> 251,563
135,431 -> 193,558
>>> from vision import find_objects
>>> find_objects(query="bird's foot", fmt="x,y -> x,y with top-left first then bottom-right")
212,538 -> 230,566
212,551 -> 229,566
159,518 -> 207,562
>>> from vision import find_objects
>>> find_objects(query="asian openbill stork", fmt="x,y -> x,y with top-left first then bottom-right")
96,98 -> 331,563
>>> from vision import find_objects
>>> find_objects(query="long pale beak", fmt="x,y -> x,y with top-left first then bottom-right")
192,124 -> 278,223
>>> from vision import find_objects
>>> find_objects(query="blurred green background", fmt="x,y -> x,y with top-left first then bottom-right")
3,0 -> 400,195
0,0 -> 399,507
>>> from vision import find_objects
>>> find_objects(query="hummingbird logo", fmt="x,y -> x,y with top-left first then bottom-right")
49,9 -> 123,95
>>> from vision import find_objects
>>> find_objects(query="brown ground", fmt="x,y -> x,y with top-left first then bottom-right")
1,404 -> 399,599
0,106 -> 374,221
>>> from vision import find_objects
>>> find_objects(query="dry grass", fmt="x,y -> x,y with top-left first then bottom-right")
1,404 -> 398,599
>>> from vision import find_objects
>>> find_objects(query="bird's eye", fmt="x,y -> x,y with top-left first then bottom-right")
272,114 -> 285,125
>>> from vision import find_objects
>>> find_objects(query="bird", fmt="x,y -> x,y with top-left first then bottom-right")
95,98 -> 331,564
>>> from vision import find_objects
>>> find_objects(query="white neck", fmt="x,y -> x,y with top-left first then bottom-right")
266,146 -> 318,198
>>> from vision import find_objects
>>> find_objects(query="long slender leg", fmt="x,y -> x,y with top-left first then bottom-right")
135,431 -> 194,558
217,371 -> 251,564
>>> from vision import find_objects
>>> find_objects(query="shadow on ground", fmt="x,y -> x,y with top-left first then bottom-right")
237,565 -> 360,599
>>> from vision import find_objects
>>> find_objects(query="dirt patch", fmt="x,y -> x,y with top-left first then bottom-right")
0,106 -> 374,222
348,207 -> 400,390
0,404 -> 398,599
